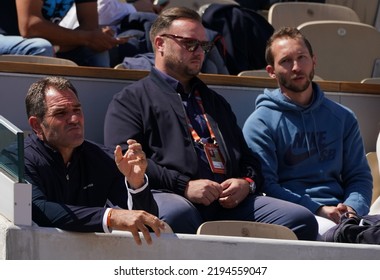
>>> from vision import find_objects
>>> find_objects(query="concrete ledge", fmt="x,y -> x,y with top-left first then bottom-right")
1,215 -> 379,260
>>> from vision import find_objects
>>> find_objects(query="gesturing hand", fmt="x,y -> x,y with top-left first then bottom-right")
114,139 -> 147,189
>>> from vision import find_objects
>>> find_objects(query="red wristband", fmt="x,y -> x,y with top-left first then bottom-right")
243,177 -> 254,183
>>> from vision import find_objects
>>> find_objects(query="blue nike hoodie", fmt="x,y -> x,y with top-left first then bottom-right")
243,82 -> 372,215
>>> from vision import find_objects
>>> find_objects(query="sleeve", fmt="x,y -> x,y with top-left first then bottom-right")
98,0 -> 136,26
104,86 -> 191,195
29,167 -> 158,232
340,113 -> 372,215
126,175 -> 158,215
58,4 -> 79,29
32,185 -> 106,232
104,88 -> 144,152
98,146 -> 159,216
31,181 -> 107,232
103,175 -> 157,233
377,132 -> 380,174
230,108 -> 264,188
20,144 -> 107,232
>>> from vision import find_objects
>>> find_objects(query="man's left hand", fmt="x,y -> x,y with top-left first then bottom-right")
218,178 -> 250,208
114,139 -> 147,189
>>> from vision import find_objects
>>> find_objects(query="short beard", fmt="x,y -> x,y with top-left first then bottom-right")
165,56 -> 201,78
279,69 -> 314,93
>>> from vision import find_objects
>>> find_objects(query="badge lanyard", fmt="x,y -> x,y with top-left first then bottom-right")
184,90 -> 226,174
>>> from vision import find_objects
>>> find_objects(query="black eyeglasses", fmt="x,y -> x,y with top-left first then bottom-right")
160,34 -> 214,54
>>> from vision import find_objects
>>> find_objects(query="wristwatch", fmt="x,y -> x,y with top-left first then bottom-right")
243,177 -> 256,194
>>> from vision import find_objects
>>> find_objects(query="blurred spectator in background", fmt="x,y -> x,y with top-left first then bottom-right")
0,1 -> 54,56
0,0 -> 129,67
59,0 -> 170,67
60,0 -> 169,30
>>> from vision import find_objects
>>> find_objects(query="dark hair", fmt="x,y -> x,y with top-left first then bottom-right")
149,6 -> 202,45
265,27 -> 314,66
25,76 -> 78,120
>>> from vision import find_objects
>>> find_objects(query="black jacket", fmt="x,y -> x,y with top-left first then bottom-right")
104,68 -> 263,195
202,3 -> 274,74
24,134 -> 157,232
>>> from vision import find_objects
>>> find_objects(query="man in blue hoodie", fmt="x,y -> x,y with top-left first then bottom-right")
243,27 -> 372,236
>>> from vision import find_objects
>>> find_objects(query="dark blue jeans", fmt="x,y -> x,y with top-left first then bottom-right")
152,190 -> 318,241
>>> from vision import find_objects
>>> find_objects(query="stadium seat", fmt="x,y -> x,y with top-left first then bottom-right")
361,77 -> 380,84
268,2 -> 360,30
367,152 -> 380,206
196,220 -> 298,240
0,55 -> 78,66
237,69 -> 269,77
114,63 -> 126,69
238,69 -> 324,81
326,0 -> 380,26
298,20 -> 380,82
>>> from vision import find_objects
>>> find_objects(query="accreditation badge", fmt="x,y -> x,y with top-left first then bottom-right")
203,143 -> 226,174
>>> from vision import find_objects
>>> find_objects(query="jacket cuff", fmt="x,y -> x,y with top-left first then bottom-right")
175,174 -> 191,196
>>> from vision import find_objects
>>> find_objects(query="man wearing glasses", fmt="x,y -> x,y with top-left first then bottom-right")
104,7 -> 318,240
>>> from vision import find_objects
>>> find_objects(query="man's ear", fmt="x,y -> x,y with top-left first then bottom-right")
29,116 -> 43,137
266,65 -> 276,79
155,36 -> 165,55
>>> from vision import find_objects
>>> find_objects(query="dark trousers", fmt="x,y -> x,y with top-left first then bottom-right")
152,190 -> 318,241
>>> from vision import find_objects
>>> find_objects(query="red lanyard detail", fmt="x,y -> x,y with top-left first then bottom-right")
185,90 -> 216,144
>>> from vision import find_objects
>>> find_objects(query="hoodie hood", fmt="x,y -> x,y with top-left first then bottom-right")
256,82 -> 325,113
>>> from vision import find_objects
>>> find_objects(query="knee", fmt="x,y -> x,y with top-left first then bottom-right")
154,192 -> 203,234
162,203 -> 203,234
290,208 -> 319,241
30,38 -> 54,56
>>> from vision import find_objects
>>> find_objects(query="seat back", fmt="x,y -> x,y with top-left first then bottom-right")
237,69 -> 324,81
0,55 -> 78,66
268,2 -> 360,30
361,77 -> 380,84
196,220 -> 298,240
298,20 -> 380,82
325,0 -> 380,26
367,152 -> 380,205
237,69 -> 270,77
114,63 -> 126,69
202,3 -> 274,75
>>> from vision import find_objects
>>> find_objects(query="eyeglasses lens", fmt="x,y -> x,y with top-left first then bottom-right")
161,34 -> 213,53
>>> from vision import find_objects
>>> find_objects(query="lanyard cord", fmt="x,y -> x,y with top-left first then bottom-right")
184,90 -> 217,144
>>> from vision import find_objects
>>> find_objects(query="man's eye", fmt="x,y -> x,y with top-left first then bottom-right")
185,40 -> 198,46
54,111 -> 66,117
185,40 -> 198,47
